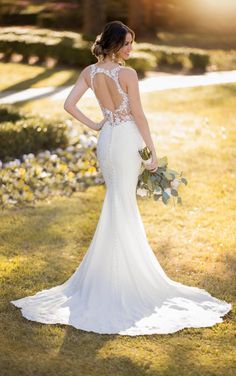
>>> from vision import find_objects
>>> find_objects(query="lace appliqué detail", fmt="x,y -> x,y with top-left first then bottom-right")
90,64 -> 135,127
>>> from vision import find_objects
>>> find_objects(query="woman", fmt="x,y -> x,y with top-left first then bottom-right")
11,21 -> 231,335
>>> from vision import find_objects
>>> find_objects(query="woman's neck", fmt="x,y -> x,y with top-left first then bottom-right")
103,57 -> 114,63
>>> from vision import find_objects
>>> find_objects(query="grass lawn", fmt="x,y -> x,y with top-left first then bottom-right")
0,84 -> 235,376
0,62 -> 79,92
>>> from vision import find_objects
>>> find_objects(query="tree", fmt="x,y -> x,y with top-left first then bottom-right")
128,0 -> 144,37
128,0 -> 157,38
83,0 -> 106,38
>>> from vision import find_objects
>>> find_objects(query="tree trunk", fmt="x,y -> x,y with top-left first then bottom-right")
83,0 -> 106,38
128,0 -> 144,37
128,0 -> 158,38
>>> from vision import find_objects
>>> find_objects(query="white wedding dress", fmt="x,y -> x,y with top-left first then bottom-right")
11,63 -> 232,335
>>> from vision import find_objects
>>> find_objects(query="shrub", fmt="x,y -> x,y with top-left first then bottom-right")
0,27 -> 155,73
127,52 -> 157,76
0,105 -> 23,123
134,43 -> 210,72
189,52 -> 210,72
0,105 -> 68,161
0,27 -> 96,67
155,50 -> 189,70
0,27 -> 211,74
0,136 -> 104,209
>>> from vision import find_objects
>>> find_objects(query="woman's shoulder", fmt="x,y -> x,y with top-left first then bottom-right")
119,65 -> 136,73
78,65 -> 95,83
119,66 -> 138,80
80,64 -> 94,75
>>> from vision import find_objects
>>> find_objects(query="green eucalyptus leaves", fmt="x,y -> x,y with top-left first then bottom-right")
137,146 -> 188,206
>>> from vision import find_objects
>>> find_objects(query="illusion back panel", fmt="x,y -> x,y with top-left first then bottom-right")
93,73 -> 123,112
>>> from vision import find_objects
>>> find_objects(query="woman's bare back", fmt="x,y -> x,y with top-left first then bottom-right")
88,63 -> 135,126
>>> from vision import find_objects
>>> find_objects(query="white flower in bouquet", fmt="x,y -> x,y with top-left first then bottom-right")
143,156 -> 152,166
136,146 -> 188,206
170,178 -> 181,190
164,188 -> 171,196
137,187 -> 148,197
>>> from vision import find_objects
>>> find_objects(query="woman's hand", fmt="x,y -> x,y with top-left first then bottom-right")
145,155 -> 158,173
94,118 -> 107,131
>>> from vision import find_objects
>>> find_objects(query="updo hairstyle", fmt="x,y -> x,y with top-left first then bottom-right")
91,20 -> 135,64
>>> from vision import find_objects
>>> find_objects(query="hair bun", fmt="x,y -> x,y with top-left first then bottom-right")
91,35 -> 104,57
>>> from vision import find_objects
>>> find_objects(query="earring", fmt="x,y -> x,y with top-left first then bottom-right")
111,53 -> 115,62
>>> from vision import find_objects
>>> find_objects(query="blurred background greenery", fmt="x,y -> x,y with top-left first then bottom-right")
0,2 -> 235,376
0,0 -> 236,74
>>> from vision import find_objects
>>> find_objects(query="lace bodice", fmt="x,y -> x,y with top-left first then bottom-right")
90,64 -> 134,126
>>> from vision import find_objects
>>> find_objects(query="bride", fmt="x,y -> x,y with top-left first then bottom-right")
11,21 -> 231,336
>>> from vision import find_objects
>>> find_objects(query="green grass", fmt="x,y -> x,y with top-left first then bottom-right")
0,84 -> 235,376
0,62 -> 79,91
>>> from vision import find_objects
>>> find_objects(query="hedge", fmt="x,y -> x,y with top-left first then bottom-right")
0,105 -> 68,161
134,43 -> 210,72
0,27 -> 211,73
0,27 -> 94,65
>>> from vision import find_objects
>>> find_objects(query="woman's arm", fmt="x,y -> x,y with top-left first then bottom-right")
63,67 -> 102,131
125,68 -> 158,165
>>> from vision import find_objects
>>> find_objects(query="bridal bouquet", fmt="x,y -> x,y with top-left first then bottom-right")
136,146 -> 188,205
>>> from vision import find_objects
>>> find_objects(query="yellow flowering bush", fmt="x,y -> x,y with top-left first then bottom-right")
0,134 -> 104,209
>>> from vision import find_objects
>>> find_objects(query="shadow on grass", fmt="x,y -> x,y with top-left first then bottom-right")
156,337 -> 235,376
157,240 -> 235,304
52,328 -> 148,376
2,190 -> 102,296
0,68 -> 56,94
0,66 -> 79,104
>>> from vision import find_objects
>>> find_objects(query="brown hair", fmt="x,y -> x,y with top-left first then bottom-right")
91,20 -> 135,63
